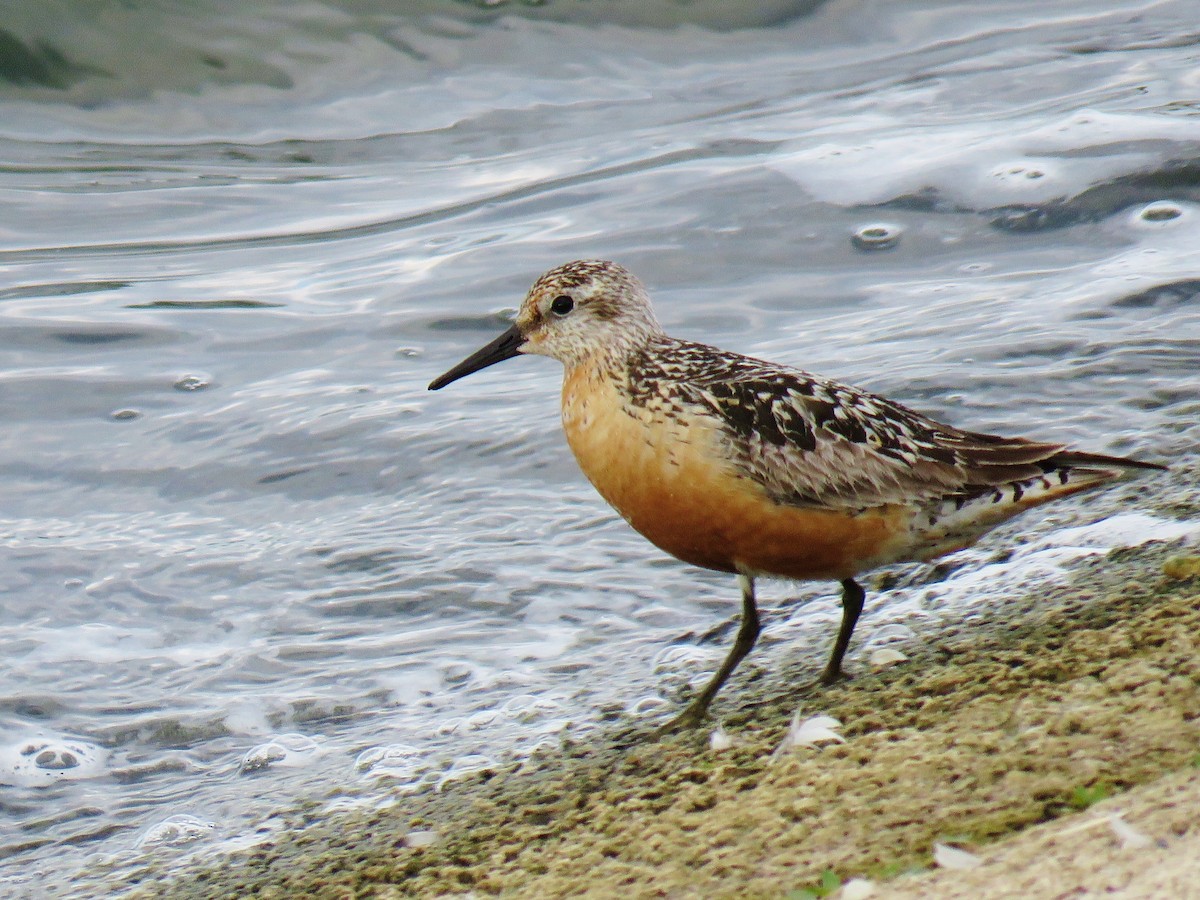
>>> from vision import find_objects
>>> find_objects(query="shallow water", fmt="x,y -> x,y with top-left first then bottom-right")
1,0 -> 1198,893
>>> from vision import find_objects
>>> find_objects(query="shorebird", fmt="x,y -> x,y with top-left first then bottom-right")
428,260 -> 1165,730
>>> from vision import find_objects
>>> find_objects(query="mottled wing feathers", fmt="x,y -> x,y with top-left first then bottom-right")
627,338 -> 1155,510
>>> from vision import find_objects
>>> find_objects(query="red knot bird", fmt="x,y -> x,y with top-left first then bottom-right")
428,260 -> 1166,731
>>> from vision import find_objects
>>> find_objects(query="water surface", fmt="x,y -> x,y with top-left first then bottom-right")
1,0 -> 1198,893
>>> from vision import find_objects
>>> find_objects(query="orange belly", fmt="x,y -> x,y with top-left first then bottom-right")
561,367 -> 913,580
624,482 -> 912,580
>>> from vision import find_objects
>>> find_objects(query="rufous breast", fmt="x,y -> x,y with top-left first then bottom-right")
560,364 -> 913,580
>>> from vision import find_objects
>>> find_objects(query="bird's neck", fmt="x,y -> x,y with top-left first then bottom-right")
563,332 -> 662,387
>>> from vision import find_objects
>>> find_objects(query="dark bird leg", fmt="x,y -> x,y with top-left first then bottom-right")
819,578 -> 866,684
658,575 -> 760,733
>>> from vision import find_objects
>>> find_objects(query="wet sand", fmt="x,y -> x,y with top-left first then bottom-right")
124,467 -> 1199,899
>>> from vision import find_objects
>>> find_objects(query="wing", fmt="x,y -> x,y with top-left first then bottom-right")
632,339 -> 1115,510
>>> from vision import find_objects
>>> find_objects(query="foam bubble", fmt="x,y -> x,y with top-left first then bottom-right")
500,693 -> 565,723
354,743 -> 428,784
653,644 -> 719,675
0,735 -> 108,787
239,734 -> 323,775
1131,200 -> 1190,228
435,754 -> 496,792
627,694 -> 670,717
135,814 -> 217,850
852,223 -> 902,251
173,374 -> 211,392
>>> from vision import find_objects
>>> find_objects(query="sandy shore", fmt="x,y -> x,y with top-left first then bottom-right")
118,468 -> 1199,899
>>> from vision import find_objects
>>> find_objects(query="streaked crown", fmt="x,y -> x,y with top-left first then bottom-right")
516,260 -> 664,365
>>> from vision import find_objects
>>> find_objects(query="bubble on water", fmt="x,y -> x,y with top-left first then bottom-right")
851,223 -> 902,251
653,644 -> 716,674
1132,200 -> 1186,226
135,814 -> 216,850
395,347 -> 422,358
173,374 -> 211,391
501,693 -> 564,723
864,623 -> 916,645
435,754 -> 495,792
628,694 -> 670,717
513,733 -> 565,760
0,735 -> 108,787
354,743 -> 428,784
465,708 -> 499,729
110,408 -> 141,420
239,734 -> 323,775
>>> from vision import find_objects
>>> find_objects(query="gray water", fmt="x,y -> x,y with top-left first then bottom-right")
2,0 -> 1199,893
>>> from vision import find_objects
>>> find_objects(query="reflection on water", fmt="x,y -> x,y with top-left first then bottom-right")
1,0 -> 1198,894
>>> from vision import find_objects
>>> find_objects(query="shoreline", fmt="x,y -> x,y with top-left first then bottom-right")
115,468 -> 1199,899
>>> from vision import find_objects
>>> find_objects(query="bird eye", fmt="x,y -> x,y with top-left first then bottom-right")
550,295 -> 574,316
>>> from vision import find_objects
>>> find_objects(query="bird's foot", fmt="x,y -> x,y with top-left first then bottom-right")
651,703 -> 711,739
815,665 -> 853,687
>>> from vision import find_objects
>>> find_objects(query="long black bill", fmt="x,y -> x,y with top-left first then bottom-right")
428,323 -> 527,391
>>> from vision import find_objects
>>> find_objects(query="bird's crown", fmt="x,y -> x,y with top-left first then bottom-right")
516,259 -> 664,365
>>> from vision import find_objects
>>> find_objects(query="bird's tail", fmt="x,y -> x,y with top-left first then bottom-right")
911,449 -> 1165,562
1047,449 -> 1168,473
